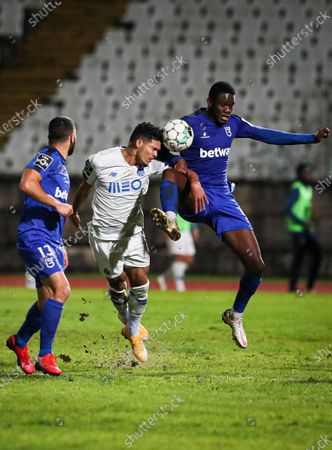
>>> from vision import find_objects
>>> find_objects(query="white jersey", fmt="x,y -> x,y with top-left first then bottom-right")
83,146 -> 166,240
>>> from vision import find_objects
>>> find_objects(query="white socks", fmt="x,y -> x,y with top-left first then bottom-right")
110,282 -> 150,335
127,281 -> 149,336
231,309 -> 243,320
171,261 -> 188,292
160,261 -> 189,292
166,211 -> 177,220
108,287 -> 128,324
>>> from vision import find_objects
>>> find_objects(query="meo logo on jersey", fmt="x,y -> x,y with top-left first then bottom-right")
109,178 -> 142,194
200,147 -> 230,158
54,186 -> 68,200
34,153 -> 53,170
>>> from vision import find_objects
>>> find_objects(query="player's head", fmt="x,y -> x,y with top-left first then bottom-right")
296,163 -> 312,184
48,116 -> 76,156
207,81 -> 235,125
129,122 -> 163,166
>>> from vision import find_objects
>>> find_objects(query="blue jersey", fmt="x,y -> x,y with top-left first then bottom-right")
158,109 -> 318,238
176,108 -> 317,189
18,146 -> 70,245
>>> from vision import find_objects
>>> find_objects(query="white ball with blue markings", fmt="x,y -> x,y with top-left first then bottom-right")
162,119 -> 194,153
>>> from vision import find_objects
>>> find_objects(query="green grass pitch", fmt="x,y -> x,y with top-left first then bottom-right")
0,286 -> 331,450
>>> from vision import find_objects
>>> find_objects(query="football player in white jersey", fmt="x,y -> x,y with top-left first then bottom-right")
71,123 -> 167,362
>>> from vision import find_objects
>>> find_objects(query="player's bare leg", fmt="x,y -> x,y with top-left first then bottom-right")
221,229 -> 265,348
223,229 -> 265,277
39,271 -> 71,304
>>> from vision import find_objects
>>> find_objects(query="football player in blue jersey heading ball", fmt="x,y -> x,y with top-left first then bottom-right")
152,81 -> 330,349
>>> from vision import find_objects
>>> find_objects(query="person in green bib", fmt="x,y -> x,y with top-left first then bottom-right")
284,163 -> 322,292
157,215 -> 200,292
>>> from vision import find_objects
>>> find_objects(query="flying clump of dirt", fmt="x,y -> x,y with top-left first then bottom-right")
58,354 -> 71,363
79,312 -> 89,322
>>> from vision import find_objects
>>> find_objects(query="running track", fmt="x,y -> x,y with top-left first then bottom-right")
1,276 -> 332,293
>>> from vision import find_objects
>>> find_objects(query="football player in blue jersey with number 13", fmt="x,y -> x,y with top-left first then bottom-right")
6,116 -> 76,376
151,81 -> 330,349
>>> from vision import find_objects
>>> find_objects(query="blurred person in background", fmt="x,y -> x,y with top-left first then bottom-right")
25,269 -> 35,289
284,163 -> 322,293
157,216 -> 200,292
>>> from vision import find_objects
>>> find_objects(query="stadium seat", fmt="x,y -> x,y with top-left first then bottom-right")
0,0 -> 47,37
0,0 -> 24,37
1,0 -> 330,179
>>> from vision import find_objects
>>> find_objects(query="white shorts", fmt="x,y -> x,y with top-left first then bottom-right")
167,230 -> 196,256
89,231 -> 150,278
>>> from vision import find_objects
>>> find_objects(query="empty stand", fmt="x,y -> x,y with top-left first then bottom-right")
0,0 -> 331,179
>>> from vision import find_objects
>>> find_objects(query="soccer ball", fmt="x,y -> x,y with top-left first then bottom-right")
162,119 -> 194,153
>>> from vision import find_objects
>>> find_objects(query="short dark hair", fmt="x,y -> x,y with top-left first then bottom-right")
129,122 -> 163,144
48,116 -> 75,144
208,81 -> 235,100
297,163 -> 309,176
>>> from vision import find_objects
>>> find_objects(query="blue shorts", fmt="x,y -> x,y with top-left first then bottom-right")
179,187 -> 252,239
17,235 -> 64,288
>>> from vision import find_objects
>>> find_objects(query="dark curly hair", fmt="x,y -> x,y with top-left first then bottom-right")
48,116 -> 75,144
129,122 -> 163,143
208,81 -> 235,100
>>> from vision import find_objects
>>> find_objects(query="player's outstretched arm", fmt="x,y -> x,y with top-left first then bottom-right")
71,180 -> 93,228
20,168 -> 73,217
236,117 -> 331,145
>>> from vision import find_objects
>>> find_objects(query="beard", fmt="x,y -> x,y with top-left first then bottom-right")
68,137 -> 76,156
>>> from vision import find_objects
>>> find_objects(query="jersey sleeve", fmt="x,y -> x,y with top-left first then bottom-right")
149,159 -> 168,175
83,155 -> 98,185
26,152 -> 56,178
234,116 -> 318,145
157,145 -> 181,166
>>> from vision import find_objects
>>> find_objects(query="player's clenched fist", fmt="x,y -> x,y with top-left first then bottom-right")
315,127 -> 331,141
191,181 -> 209,213
71,211 -> 81,228
54,201 -> 73,217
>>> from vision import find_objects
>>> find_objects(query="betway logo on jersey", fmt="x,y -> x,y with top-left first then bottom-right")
200,147 -> 230,158
54,187 -> 68,200
109,178 -> 142,194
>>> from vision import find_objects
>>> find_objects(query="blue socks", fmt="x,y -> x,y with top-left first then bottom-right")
233,274 -> 262,314
15,298 -> 64,355
16,301 -> 42,348
39,298 -> 64,357
160,179 -> 178,213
